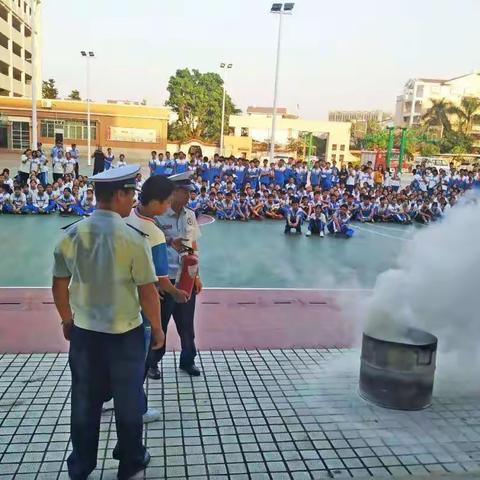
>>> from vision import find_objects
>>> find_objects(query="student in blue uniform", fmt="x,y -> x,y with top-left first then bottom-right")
75,188 -> 96,216
310,161 -> 321,188
357,196 -> 375,223
284,197 -> 303,234
306,204 -> 326,237
175,152 -> 189,173
56,187 -> 77,214
187,191 -> 201,217
327,204 -> 354,238
148,151 -> 159,177
104,148 -> 114,171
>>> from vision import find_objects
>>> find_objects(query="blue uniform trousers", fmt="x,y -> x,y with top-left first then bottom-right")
67,325 -> 146,480
147,280 -> 197,369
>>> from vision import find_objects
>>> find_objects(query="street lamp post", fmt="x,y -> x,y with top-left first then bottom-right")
81,51 -> 94,166
31,0 -> 41,149
219,62 -> 232,157
269,2 -> 294,164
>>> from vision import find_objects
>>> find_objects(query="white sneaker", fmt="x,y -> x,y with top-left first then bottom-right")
143,408 -> 161,424
102,399 -> 114,413
290,228 -> 296,233
306,231 -> 311,237
320,231 -> 325,237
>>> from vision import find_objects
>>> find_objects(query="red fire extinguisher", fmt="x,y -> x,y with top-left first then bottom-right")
176,247 -> 199,297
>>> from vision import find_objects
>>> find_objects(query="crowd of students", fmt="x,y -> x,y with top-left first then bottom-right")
1,147 -> 479,239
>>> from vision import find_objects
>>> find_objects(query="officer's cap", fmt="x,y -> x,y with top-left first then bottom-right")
89,165 -> 141,191
168,171 -> 196,191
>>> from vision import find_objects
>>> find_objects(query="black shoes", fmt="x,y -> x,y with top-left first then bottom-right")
116,451 -> 151,480
180,363 -> 201,376
147,366 -> 161,380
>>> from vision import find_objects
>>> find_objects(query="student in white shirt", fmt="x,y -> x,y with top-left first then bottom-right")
64,152 -> 77,177
18,149 -> 32,184
0,184 -> 11,213
52,151 -> 66,182
115,154 -> 127,168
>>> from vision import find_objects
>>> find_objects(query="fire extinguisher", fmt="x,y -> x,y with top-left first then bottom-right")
176,247 -> 199,298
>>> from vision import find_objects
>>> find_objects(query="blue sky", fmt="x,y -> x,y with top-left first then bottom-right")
42,0 -> 479,119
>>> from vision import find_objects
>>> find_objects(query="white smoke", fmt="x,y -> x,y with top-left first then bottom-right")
363,192 -> 480,394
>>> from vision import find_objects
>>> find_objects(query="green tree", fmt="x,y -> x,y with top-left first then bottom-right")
447,96 -> 480,134
42,78 -> 58,99
67,89 -> 81,100
439,130 -> 473,154
421,98 -> 452,133
166,68 -> 240,142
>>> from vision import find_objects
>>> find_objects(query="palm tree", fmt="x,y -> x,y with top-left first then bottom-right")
421,98 -> 452,134
447,96 -> 480,134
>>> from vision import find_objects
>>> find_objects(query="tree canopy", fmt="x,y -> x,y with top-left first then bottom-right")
68,89 -> 81,101
42,78 -> 58,99
166,68 -> 240,142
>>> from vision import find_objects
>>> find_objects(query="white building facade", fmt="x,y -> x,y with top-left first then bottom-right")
394,72 -> 480,127
0,0 -> 40,98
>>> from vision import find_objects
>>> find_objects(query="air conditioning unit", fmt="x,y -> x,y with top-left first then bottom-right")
41,100 -> 52,108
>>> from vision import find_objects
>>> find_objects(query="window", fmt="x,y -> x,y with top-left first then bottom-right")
24,27 -> 31,37
0,60 -> 9,76
340,144 -> 345,151
0,32 -> 8,50
12,67 -> 22,81
240,127 -> 249,137
0,4 -> 8,21
331,154 -> 336,161
24,49 -> 31,63
12,16 -> 21,32
332,144 -> 337,150
24,2 -> 27,13
25,73 -> 31,85
41,119 -> 97,140
12,121 -> 30,149
339,154 -> 345,162
12,42 -> 22,57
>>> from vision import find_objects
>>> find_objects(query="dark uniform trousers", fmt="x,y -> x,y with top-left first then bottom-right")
148,280 -> 197,369
67,324 -> 146,480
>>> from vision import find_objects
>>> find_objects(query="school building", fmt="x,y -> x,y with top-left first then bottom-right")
227,107 -> 353,163
0,97 -> 170,151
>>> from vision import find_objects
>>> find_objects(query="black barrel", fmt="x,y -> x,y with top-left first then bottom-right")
359,326 -> 437,410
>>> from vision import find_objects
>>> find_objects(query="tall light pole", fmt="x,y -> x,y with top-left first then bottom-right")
219,62 -> 232,156
269,2 -> 294,164
81,50 -> 94,166
31,0 -> 41,149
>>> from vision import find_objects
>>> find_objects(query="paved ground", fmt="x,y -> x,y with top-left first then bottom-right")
1,349 -> 479,480
0,288 -> 352,353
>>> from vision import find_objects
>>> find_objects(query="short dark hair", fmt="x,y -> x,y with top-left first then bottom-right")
139,175 -> 174,206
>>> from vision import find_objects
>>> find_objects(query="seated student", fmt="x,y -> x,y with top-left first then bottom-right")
306,204 -> 326,237
217,192 -> 236,220
31,183 -> 55,214
357,196 -> 375,223
187,191 -> 201,217
389,199 -> 408,224
56,187 -> 77,214
284,197 -> 303,234
430,201 -> 443,221
75,187 -> 96,216
196,187 -> 209,214
374,198 -> 391,222
22,184 -> 34,212
415,202 -> 432,224
0,184 -> 11,213
204,191 -> 217,215
236,192 -> 251,221
327,204 -> 354,238
263,194 -> 283,220
10,185 -> 28,214
249,192 -> 265,220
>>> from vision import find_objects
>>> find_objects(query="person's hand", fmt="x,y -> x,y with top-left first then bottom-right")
62,320 -> 73,341
194,277 -> 203,295
173,289 -> 190,304
151,327 -> 165,350
170,237 -> 188,252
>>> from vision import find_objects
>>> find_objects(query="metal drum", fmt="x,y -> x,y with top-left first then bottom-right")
359,326 -> 437,410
